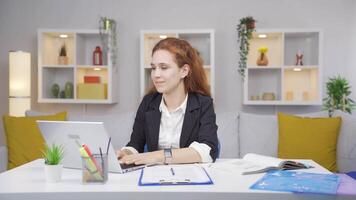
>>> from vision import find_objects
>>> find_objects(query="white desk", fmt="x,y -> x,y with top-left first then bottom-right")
0,159 -> 352,200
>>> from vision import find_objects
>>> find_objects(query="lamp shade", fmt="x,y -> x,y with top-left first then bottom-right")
9,51 -> 31,116
9,98 -> 31,117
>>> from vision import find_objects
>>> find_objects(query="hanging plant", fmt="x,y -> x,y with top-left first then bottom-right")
323,75 -> 356,117
99,17 -> 118,71
237,16 -> 256,78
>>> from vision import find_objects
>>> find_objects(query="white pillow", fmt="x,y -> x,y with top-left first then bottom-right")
216,112 -> 239,158
239,112 -> 278,158
0,146 -> 7,173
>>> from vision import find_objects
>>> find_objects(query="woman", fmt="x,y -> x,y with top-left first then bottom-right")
117,38 -> 218,165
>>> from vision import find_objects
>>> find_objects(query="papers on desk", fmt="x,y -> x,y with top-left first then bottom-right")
250,170 -> 340,195
139,164 -> 213,186
210,153 -> 312,175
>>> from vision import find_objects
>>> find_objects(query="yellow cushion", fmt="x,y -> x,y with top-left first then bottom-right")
277,112 -> 341,172
3,112 -> 67,169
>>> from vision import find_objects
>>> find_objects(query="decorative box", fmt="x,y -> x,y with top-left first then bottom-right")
77,83 -> 107,99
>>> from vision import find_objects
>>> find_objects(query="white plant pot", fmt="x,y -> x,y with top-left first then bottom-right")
44,164 -> 63,182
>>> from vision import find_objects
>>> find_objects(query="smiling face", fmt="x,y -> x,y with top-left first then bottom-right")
150,49 -> 189,95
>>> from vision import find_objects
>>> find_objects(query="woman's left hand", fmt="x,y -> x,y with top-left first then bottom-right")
120,150 -> 164,165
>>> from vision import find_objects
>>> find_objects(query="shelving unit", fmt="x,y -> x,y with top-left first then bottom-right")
140,30 -> 215,97
38,29 -> 117,104
243,29 -> 322,105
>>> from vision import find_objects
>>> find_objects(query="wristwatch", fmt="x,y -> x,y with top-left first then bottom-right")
163,148 -> 172,165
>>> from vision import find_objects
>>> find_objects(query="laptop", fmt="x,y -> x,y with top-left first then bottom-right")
37,120 -> 145,173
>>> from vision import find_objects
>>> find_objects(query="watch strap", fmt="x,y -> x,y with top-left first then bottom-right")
164,148 -> 172,164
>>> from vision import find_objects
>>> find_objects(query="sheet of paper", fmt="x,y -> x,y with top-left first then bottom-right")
243,153 -> 282,167
141,164 -> 211,184
209,159 -> 267,174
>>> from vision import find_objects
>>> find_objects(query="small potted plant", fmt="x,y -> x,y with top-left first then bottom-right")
58,44 -> 69,65
43,143 -> 64,182
323,76 -> 356,117
237,16 -> 256,78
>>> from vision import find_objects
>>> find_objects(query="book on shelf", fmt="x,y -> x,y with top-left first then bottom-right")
211,153 -> 313,175
84,76 -> 101,83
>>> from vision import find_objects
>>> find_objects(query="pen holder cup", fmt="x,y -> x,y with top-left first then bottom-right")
82,154 -> 108,184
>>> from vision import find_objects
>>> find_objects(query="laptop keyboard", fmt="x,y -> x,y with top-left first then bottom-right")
120,163 -> 145,170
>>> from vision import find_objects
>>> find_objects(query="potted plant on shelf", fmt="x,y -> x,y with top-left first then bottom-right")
43,143 -> 65,182
99,17 -> 117,68
58,44 -> 69,65
237,16 -> 256,78
323,76 -> 356,117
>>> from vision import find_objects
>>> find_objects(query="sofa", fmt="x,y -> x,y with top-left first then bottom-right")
0,110 -> 355,173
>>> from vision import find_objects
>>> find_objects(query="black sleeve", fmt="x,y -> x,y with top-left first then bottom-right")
126,97 -> 148,153
198,98 -> 219,161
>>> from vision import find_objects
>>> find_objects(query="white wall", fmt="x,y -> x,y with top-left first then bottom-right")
345,0 -> 356,101
0,0 -> 355,148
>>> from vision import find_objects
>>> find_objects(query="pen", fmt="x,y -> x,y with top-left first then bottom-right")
99,147 -> 103,159
106,137 -> 111,155
170,167 -> 175,176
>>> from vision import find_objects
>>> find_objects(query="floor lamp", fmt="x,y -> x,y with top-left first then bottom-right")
9,51 -> 31,116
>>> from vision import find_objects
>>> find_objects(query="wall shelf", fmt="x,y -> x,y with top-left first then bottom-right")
243,29 -> 322,105
38,29 -> 118,104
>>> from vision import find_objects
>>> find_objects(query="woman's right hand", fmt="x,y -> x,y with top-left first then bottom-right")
116,149 -> 133,160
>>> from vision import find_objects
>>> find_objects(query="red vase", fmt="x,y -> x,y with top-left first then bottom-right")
93,46 -> 103,65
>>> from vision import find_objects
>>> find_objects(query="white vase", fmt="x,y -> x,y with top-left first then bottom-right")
44,164 -> 62,182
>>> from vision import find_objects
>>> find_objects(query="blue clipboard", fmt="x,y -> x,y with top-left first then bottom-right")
250,170 -> 340,195
138,165 -> 214,186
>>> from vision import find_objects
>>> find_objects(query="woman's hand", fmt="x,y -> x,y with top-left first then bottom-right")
116,149 -> 133,160
120,150 -> 164,165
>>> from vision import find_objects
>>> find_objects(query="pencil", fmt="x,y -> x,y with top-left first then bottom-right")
106,137 -> 111,155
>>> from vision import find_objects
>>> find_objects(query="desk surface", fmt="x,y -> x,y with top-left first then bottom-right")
0,159 -> 352,200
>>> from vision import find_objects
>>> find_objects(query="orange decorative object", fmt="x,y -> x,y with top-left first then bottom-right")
84,76 -> 100,83
286,91 -> 294,101
257,53 -> 268,66
303,92 -> 309,101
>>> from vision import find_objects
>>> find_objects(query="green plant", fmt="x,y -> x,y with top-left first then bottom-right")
323,75 -> 356,117
43,143 -> 64,165
237,16 -> 256,78
99,17 -> 117,67
59,44 -> 67,57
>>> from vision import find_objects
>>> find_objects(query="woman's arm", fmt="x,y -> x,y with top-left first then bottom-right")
120,95 -> 218,165
119,147 -> 202,165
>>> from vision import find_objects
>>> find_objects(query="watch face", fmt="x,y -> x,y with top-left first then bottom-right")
164,148 -> 172,157
164,148 -> 172,164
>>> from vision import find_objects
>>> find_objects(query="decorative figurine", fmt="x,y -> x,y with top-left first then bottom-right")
51,83 -> 60,98
64,82 -> 73,99
296,49 -> 303,66
58,43 -> 69,65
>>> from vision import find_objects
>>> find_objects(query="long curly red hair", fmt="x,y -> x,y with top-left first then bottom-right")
148,37 -> 211,97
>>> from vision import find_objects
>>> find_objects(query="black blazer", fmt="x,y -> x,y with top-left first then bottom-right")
126,92 -> 219,161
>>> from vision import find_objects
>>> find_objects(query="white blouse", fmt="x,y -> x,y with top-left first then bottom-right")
123,94 -> 213,163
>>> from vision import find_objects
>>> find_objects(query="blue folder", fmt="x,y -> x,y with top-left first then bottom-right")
250,170 -> 340,195
138,165 -> 213,186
